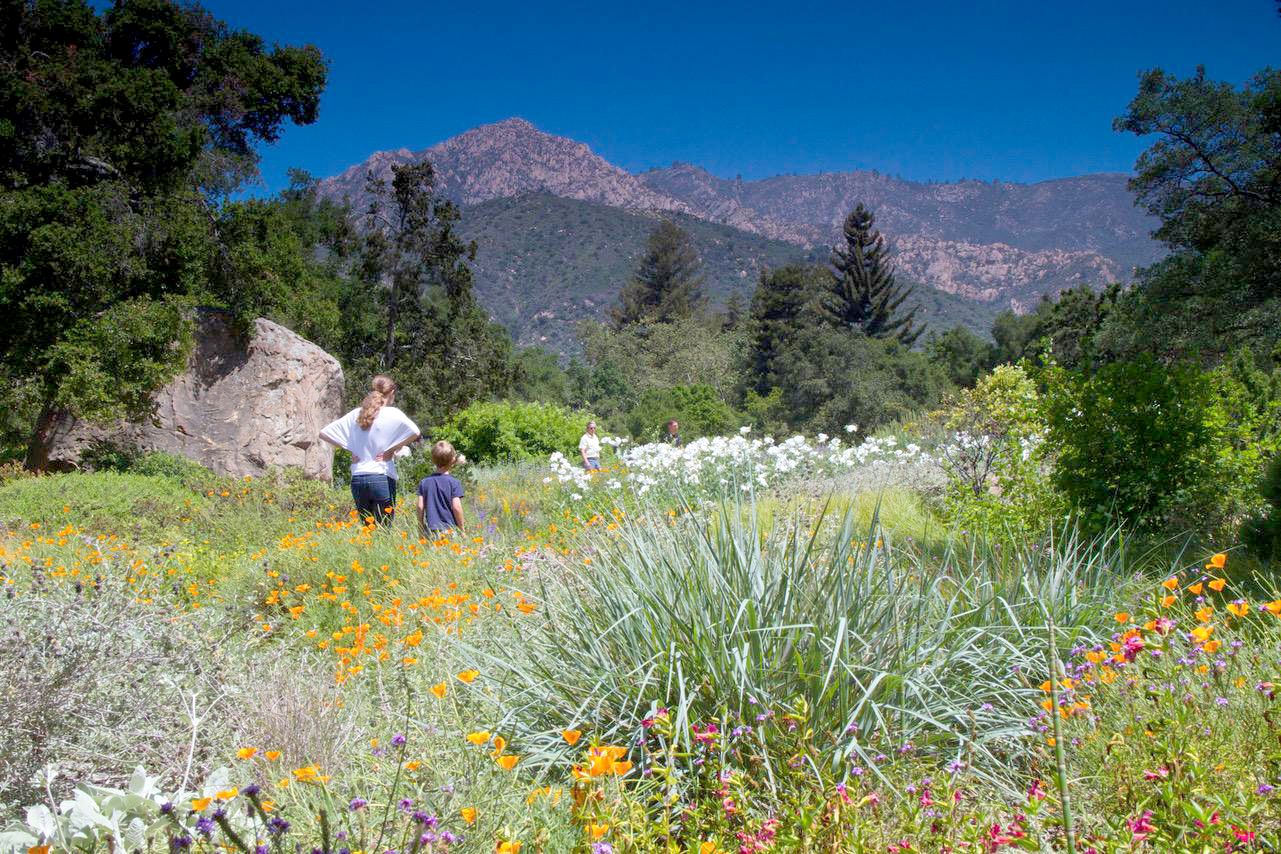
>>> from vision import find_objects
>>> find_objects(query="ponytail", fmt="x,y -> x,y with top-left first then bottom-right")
356,375 -> 397,429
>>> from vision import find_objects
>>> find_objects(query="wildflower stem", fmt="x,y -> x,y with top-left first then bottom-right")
214,811 -> 251,853
1046,616 -> 1078,854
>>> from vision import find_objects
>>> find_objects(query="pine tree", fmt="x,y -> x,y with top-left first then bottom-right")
611,220 -> 706,328
744,265 -> 825,394
824,204 -> 923,346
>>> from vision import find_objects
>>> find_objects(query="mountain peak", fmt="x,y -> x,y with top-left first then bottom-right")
322,118 -> 691,214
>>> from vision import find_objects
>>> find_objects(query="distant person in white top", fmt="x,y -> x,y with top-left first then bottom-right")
579,420 -> 602,471
319,375 -> 421,525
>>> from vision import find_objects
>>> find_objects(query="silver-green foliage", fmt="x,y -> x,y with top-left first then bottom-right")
486,495 -> 1126,790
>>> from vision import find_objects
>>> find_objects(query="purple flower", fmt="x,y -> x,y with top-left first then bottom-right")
391,733 -> 407,747
398,798 -> 413,812
851,766 -> 865,776
1258,784 -> 1275,795
242,784 -> 261,797
267,817 -> 290,835
349,798 -> 368,811
160,802 -> 174,815
1216,697 -> 1229,707
194,817 -> 215,838
591,843 -> 614,854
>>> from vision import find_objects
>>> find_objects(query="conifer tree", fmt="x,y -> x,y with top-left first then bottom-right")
744,265 -> 824,394
824,204 -> 923,346
611,220 -> 706,328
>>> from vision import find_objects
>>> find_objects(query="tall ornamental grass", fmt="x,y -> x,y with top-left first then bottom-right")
484,493 -> 1130,791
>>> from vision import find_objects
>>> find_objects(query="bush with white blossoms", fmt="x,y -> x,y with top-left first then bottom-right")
544,426 -> 933,508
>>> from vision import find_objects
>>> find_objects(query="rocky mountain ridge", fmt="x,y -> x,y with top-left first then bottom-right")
317,118 -> 1166,337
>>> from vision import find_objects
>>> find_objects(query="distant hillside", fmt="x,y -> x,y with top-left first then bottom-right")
320,118 -> 1159,350
458,193 -> 1001,354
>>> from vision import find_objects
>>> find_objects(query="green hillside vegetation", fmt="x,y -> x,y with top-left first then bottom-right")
457,192 -> 819,351
459,192 -> 1001,353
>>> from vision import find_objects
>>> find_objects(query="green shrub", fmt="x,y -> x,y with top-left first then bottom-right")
1244,456 -> 1281,562
623,384 -> 742,441
1042,358 -> 1217,536
432,399 -> 596,466
1044,354 -> 1280,538
933,365 -> 1063,542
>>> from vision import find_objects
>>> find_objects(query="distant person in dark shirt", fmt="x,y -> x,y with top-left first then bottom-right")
665,419 -> 682,446
416,440 -> 464,535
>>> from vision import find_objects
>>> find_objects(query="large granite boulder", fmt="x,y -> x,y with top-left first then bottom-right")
29,311 -> 346,481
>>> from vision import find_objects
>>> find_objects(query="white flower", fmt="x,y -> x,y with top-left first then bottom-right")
570,493 -> 583,501
844,424 -> 858,433
739,425 -> 751,435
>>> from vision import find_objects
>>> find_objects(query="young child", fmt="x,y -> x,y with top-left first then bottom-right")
416,440 -> 465,535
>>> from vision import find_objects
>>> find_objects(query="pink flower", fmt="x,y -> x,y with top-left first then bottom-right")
1127,810 -> 1156,842
1142,767 -> 1169,781
1027,779 -> 1047,802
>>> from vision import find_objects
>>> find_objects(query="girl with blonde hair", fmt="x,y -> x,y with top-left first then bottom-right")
320,375 -> 421,525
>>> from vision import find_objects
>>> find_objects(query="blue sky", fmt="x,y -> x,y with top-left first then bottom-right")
201,0 -> 1280,196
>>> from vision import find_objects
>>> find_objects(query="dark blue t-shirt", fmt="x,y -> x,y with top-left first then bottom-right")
417,472 -> 463,531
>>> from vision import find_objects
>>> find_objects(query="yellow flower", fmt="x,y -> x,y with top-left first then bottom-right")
700,843 -> 719,854
497,842 -> 522,854
191,797 -> 213,811
1160,595 -> 1176,608
265,750 -> 281,761
1227,602 -> 1250,618
1161,577 -> 1179,590
1205,553 -> 1227,570
1114,612 -> 1130,624
1203,639 -> 1222,653
456,669 -> 479,683
1195,606 -> 1214,622
466,731 -> 492,745
431,681 -> 447,699
496,754 -> 520,771
1265,600 -> 1281,616
490,736 -> 507,757
28,846 -> 51,854
236,747 -> 258,760
1189,581 -> 1204,595
216,788 -> 238,801
1208,578 -> 1226,592
460,807 -> 476,824
562,729 -> 582,746
404,760 -> 420,771
402,656 -> 418,666
587,823 -> 610,840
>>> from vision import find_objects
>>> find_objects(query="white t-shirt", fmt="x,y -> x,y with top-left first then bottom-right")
578,431 -> 601,459
321,406 -> 420,480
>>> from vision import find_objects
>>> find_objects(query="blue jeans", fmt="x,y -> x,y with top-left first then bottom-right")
351,474 -> 397,526
584,457 -> 601,471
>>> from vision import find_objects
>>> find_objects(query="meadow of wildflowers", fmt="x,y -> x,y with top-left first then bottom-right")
1,432 -> 1279,853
